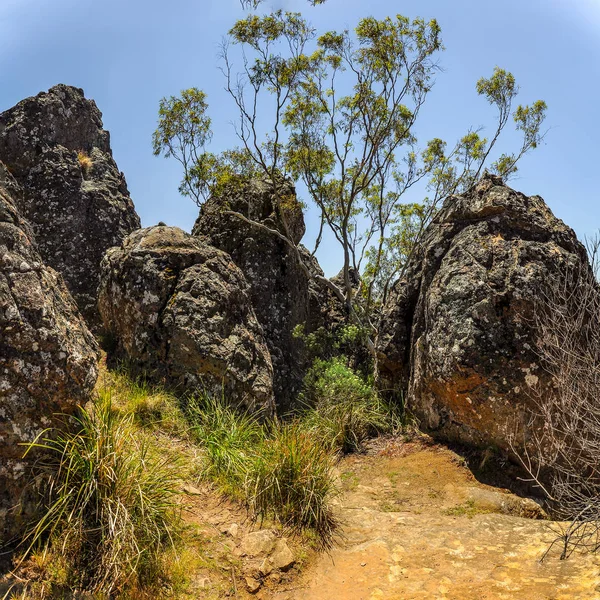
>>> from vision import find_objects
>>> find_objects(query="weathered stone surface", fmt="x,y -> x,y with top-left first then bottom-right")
0,164 -> 99,544
378,174 -> 589,452
270,538 -> 295,571
240,529 -> 277,557
98,225 -> 274,413
0,84 -> 140,327
193,178 -> 341,410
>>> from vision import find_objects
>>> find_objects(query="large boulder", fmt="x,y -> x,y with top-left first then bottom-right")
0,84 -> 141,327
0,163 -> 99,544
98,225 -> 275,414
377,174 -> 589,452
192,178 -> 337,410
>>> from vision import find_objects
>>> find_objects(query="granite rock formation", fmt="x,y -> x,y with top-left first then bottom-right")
98,225 -> 275,414
0,164 -> 99,544
192,178 -> 338,410
0,84 -> 140,327
377,173 -> 589,452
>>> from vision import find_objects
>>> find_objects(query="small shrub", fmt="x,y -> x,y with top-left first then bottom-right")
22,395 -> 181,596
300,357 -> 398,453
76,149 -> 92,173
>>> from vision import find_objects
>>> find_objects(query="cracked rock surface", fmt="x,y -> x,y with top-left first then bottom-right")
98,225 -> 274,414
0,84 -> 140,327
377,173 -> 591,452
0,163 -> 99,544
193,178 -> 341,411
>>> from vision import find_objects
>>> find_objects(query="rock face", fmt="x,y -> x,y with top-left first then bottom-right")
378,174 -> 589,452
0,164 -> 99,544
0,84 -> 141,327
98,225 -> 275,414
193,178 -> 335,410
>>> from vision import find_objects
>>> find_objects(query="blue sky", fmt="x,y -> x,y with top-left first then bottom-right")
1,0 -> 598,275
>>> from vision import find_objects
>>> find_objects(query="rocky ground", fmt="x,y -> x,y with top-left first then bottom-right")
129,437 -> 600,600
271,439 -> 600,600
2,435 -> 599,599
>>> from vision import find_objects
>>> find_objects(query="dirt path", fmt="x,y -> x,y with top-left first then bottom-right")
273,441 -> 600,600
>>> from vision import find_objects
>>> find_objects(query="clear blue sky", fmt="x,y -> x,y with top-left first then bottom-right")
1,0 -> 598,275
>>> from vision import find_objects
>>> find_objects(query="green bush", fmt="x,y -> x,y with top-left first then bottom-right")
300,357 -> 398,453
23,396 -> 181,596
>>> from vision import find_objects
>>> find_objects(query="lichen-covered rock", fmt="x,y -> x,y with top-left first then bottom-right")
98,225 -> 274,413
0,164 -> 99,544
377,174 -> 589,452
192,178 -> 339,410
0,84 -> 141,327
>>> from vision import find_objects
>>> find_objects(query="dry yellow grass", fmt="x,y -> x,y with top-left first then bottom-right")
76,150 -> 92,173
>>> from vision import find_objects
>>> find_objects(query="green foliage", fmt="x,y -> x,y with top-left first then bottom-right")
152,88 -> 213,205
22,395 -> 181,596
101,369 -> 188,436
300,357 -> 398,453
292,323 -> 369,365
187,395 -> 264,498
240,0 -> 326,8
154,9 -> 548,331
186,395 -> 338,545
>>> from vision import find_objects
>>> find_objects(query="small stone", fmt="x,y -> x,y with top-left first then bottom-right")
240,530 -> 277,557
270,539 -> 295,571
268,572 -> 282,584
221,523 -> 240,538
182,483 -> 202,496
259,557 -> 273,576
245,577 -> 261,594
361,562 -> 367,567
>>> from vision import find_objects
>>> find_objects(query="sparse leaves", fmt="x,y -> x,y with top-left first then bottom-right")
153,88 -> 213,205
153,12 -> 548,358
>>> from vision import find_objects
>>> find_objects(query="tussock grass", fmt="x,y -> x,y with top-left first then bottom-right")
187,395 -> 263,498
22,394 -> 181,597
100,369 -> 188,436
187,396 -> 339,545
76,149 -> 92,173
15,355 -> 400,595
248,422 -> 339,539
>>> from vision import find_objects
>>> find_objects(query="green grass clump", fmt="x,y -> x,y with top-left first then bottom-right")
248,422 -> 339,540
187,395 -> 264,498
300,357 -> 399,453
99,369 -> 188,436
187,396 -> 338,545
22,395 -> 181,597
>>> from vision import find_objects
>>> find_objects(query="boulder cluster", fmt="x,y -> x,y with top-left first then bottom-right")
0,86 -> 593,546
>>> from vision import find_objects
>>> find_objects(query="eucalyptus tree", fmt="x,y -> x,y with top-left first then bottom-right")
153,8 -> 547,360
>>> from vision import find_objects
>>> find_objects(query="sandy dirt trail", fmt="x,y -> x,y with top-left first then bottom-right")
273,442 -> 600,600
